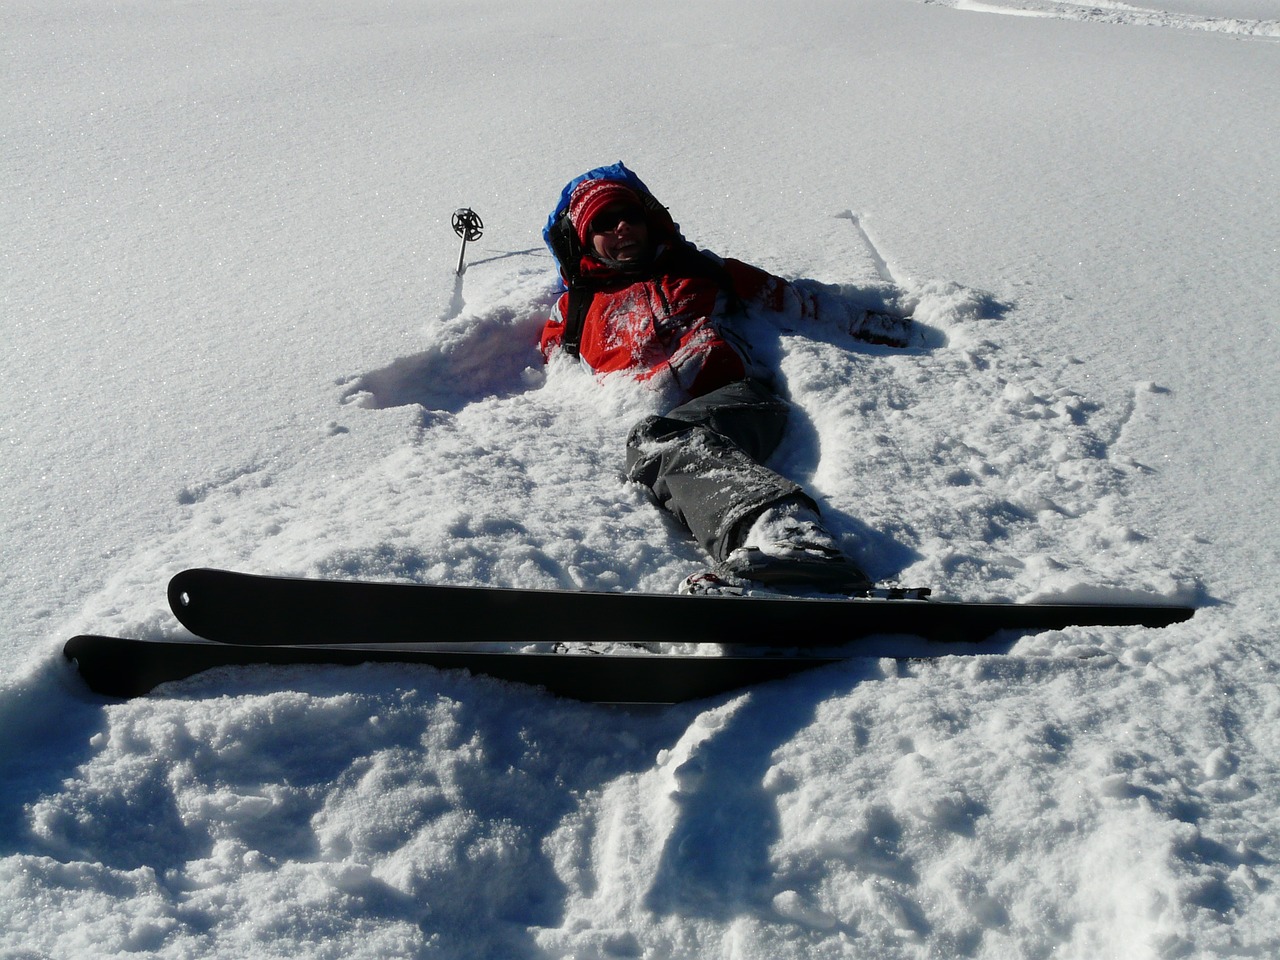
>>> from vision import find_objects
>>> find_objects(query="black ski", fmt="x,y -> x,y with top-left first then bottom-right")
168,567 -> 1194,647
63,634 -> 848,703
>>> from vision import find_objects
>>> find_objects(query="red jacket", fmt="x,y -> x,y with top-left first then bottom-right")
540,245 -> 803,399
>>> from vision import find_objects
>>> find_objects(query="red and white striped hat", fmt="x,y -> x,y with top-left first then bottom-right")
567,180 -> 644,244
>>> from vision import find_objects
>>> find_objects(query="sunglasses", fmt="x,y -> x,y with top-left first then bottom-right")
590,205 -> 645,234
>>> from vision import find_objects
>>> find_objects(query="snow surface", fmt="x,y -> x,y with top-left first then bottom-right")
3,0 -> 1279,956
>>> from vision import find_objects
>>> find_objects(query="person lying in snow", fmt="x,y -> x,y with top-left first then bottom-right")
540,162 -> 914,591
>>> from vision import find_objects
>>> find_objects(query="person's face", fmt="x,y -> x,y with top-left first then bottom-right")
589,203 -> 650,262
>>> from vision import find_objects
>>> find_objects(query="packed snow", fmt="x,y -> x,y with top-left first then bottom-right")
3,0 -> 1278,957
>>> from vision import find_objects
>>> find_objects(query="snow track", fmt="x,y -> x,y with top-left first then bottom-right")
931,0 -> 1280,38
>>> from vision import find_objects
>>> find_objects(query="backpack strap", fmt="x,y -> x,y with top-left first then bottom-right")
561,285 -> 592,359
546,211 -> 593,358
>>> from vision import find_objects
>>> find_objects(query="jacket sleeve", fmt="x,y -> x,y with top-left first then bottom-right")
721,258 -> 796,313
539,294 -> 569,359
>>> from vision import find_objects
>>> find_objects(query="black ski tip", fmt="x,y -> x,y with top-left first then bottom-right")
168,567 -> 213,618
64,634 -> 162,699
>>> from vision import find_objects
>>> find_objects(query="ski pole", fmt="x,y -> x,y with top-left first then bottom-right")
452,208 -> 484,275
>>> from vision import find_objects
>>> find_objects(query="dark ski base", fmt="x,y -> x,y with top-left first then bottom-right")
63,635 -> 849,703
169,567 -> 1196,648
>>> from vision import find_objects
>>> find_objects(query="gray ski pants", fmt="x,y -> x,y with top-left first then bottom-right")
624,379 -> 817,562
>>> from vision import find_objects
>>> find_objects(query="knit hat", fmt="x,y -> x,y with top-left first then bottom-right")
567,180 -> 644,244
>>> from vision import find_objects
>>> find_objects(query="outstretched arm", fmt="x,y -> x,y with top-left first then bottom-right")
722,259 -> 915,348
